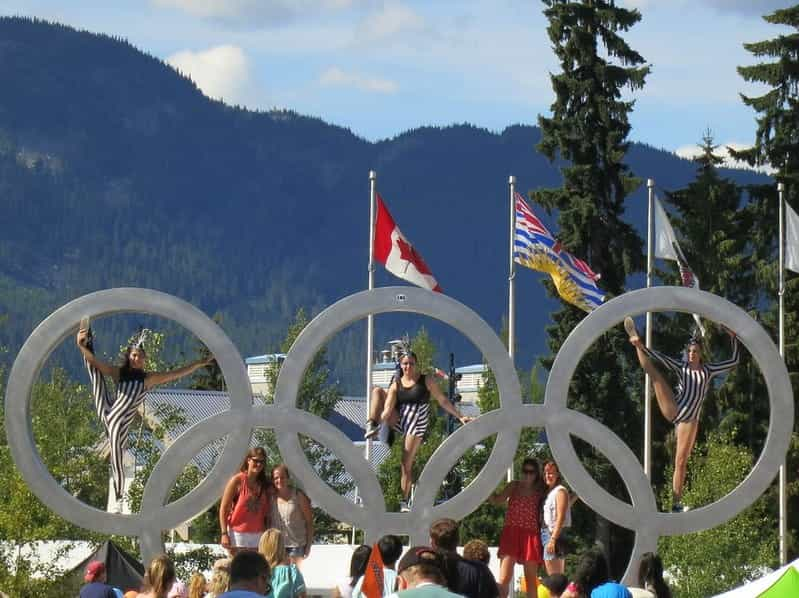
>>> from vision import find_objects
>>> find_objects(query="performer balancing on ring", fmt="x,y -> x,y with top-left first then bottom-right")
76,319 -> 215,501
624,317 -> 740,512
375,351 -> 473,512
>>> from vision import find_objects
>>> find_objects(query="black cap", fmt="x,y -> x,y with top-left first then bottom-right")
397,546 -> 444,574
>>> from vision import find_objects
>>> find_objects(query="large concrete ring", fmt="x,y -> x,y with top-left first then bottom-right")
4,288 -> 253,537
271,287 -> 522,545
546,286 -> 793,534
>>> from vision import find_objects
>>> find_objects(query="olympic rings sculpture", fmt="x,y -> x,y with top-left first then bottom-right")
4,286 -> 793,584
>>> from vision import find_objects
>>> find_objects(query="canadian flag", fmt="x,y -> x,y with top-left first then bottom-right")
373,193 -> 442,292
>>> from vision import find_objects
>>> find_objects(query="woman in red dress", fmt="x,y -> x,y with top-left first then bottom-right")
489,457 -> 545,598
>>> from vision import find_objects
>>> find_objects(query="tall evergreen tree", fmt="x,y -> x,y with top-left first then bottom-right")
733,5 -> 799,187
536,0 -> 649,571
733,4 -> 799,558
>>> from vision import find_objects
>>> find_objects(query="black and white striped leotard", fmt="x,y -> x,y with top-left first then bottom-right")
84,348 -> 148,500
392,374 -> 430,438
642,337 -> 740,424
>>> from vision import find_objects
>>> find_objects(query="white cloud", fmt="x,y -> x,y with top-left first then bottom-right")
319,66 -> 398,94
152,0 -> 357,26
356,2 -> 426,42
167,45 -> 253,104
699,0 -> 793,16
621,0 -> 793,16
674,141 -> 774,173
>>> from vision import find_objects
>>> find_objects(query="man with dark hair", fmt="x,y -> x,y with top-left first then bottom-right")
353,534 -> 404,597
386,546 -> 462,598
429,519 -> 498,598
219,551 -> 271,597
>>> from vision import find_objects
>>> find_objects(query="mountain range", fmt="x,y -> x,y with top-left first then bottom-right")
0,16 -> 770,392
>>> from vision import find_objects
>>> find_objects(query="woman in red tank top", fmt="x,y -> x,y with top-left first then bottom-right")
489,457 -> 545,598
219,447 -> 272,555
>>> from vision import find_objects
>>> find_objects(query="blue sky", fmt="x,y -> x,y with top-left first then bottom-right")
1,0 -> 794,161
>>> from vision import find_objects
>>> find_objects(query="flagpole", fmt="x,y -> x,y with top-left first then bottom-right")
644,179 -> 654,480
366,170 -> 377,462
778,180 -> 787,565
508,175 -> 516,483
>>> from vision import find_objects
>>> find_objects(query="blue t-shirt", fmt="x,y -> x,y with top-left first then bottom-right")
79,582 -> 117,598
591,581 -> 632,598
272,563 -> 306,598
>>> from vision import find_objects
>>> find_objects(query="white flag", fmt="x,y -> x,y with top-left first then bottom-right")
652,195 -> 706,336
785,202 -> 799,274
654,196 -> 679,261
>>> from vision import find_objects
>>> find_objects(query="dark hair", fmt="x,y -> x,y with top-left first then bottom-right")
542,573 -> 569,595
399,351 -> 418,363
229,551 -> 270,586
238,447 -> 270,492
119,345 -> 147,378
378,535 -> 403,567
521,457 -> 546,492
400,548 -> 446,586
638,552 -> 671,598
429,518 -> 459,551
349,545 -> 372,587
573,547 -> 610,594
685,337 -> 704,361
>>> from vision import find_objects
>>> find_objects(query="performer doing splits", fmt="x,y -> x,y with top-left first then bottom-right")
76,318 -> 214,501
624,317 -> 739,512
370,351 -> 472,512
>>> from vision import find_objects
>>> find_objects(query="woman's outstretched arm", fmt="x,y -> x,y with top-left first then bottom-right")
427,376 -> 473,424
144,356 -> 215,389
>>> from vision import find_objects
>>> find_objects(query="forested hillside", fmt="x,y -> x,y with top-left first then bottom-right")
0,16 -> 769,390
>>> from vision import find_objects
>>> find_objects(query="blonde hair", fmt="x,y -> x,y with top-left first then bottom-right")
258,528 -> 286,569
143,554 -> 176,598
208,567 -> 229,597
188,572 -> 206,598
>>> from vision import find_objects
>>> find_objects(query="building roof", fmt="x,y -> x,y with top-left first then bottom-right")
245,353 -> 287,365
143,390 -> 481,500
455,364 -> 486,374
145,389 -> 266,472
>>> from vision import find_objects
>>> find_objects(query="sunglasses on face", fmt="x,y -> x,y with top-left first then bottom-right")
250,458 -> 265,464
523,469 -> 537,475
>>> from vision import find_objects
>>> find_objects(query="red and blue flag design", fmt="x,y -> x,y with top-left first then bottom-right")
513,193 -> 604,312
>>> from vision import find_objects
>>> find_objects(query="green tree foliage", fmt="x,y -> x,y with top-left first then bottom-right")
0,359 -> 108,595
658,433 -> 777,598
733,5 -> 799,187
536,0 -> 649,571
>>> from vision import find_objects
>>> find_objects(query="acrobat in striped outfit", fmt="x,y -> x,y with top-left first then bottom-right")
625,317 -> 740,512
76,321 -> 214,501
375,351 -> 473,513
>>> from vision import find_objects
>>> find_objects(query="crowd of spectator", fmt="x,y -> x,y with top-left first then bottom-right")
78,519 -> 670,598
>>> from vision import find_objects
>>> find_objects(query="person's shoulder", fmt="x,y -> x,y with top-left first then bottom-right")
290,563 -> 306,582
590,581 -> 632,598
80,583 -> 118,598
